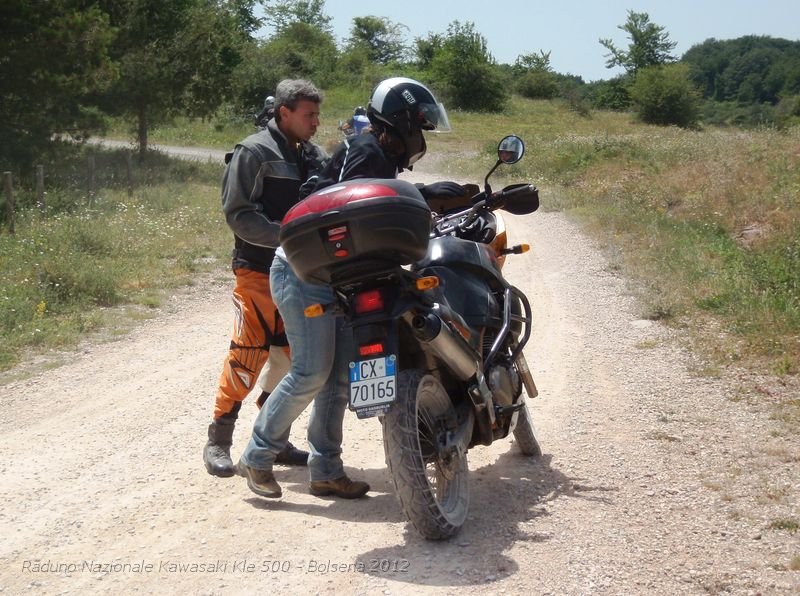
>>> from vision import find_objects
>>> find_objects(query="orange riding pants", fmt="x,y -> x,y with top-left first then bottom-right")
213,268 -> 289,419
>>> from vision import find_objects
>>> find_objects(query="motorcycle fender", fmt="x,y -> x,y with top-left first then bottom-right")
351,320 -> 398,355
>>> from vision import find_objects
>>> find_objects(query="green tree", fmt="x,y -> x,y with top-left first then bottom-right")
629,63 -> 700,127
346,16 -> 408,65
229,42 -> 280,115
0,0 -> 115,168
230,0 -> 339,110
260,21 -> 338,86
261,0 -> 332,34
680,37 -> 730,100
513,51 -> 559,99
229,0 -> 263,35
600,10 -> 677,76
586,76 -> 632,111
775,94 -> 800,129
414,34 -> 443,70
516,71 -> 559,100
425,21 -> 507,112
515,50 -> 553,72
333,48 -> 388,90
97,0 -> 248,159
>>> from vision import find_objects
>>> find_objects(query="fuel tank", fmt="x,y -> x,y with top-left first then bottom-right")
415,235 -> 504,280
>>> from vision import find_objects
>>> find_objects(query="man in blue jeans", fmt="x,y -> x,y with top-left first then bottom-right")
237,248 -> 369,499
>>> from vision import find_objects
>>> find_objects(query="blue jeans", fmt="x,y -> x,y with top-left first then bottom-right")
240,255 -> 351,482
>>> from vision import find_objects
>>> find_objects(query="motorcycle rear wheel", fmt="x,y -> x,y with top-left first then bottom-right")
382,370 -> 469,540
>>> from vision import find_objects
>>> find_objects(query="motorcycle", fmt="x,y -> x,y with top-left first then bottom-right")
280,136 -> 542,539
337,114 -> 370,137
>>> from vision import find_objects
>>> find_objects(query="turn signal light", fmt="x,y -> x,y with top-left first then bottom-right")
304,304 -> 325,318
415,276 -> 440,290
501,243 -> 531,256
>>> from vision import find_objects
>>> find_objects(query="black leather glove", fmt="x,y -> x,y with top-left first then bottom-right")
416,181 -> 465,199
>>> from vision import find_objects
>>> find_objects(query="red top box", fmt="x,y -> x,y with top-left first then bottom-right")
280,179 -> 433,285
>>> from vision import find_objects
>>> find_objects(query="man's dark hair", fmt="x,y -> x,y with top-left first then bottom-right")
274,79 -> 323,122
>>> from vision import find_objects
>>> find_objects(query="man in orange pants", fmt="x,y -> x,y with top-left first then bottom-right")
203,79 -> 327,477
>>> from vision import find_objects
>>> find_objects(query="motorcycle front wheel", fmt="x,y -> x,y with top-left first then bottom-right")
382,370 -> 469,540
512,401 -> 543,457
512,353 -> 543,457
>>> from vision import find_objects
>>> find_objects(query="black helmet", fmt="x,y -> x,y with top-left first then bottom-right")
353,105 -> 366,116
367,77 -> 450,168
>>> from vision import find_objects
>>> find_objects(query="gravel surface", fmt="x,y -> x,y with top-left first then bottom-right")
1,166 -> 798,595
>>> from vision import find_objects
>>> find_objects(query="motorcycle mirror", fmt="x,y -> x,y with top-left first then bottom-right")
497,135 -> 525,164
484,136 -> 526,194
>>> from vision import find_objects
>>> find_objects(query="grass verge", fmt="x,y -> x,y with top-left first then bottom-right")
0,145 -> 229,371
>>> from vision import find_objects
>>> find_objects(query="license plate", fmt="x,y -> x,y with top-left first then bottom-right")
349,355 -> 397,418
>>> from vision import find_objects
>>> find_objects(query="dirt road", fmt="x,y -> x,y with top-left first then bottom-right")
1,166 -> 798,595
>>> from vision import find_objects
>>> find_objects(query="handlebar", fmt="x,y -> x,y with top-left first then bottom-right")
480,183 -> 536,209
431,183 -> 537,237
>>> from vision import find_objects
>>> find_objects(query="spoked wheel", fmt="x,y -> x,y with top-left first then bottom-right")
382,370 -> 469,540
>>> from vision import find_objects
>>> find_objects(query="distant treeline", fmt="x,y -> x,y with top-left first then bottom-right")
684,36 -> 800,104
581,36 -> 800,128
2,1 -> 799,173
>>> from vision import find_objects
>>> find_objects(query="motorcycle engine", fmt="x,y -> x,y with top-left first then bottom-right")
486,362 -> 521,407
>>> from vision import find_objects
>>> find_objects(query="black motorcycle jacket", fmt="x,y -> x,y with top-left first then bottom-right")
299,132 -> 400,199
222,119 -> 327,272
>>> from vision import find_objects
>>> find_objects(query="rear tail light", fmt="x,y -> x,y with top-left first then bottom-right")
358,342 -> 385,357
327,225 -> 348,241
354,289 -> 385,314
327,226 -> 350,258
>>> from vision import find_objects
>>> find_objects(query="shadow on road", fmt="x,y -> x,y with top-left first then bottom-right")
237,446 -> 617,588
352,450 -> 617,588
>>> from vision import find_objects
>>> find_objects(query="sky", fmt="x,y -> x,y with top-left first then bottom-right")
260,0 -> 800,82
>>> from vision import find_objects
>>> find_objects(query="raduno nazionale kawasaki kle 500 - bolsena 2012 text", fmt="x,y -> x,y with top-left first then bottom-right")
280,136 -> 542,540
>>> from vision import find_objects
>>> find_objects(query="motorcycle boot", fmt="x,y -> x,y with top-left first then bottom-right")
203,403 -> 241,477
309,475 -> 370,499
237,460 -> 282,498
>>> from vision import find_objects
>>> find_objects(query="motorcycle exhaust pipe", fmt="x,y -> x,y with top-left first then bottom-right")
412,313 -> 481,381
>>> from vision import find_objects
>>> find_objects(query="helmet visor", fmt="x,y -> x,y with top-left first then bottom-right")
419,102 -> 451,132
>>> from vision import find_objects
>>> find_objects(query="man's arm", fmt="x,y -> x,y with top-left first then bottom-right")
221,145 -> 281,248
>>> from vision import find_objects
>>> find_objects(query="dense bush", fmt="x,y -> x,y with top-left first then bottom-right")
586,77 -> 632,111
517,70 -> 559,100
629,64 -> 701,127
